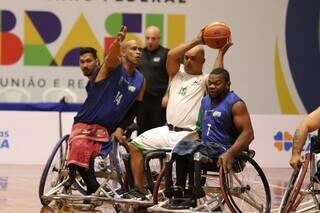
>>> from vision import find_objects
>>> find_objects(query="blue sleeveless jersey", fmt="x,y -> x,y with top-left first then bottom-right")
200,92 -> 241,148
74,65 -> 144,132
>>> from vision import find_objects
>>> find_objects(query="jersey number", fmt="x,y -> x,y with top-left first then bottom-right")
114,91 -> 123,105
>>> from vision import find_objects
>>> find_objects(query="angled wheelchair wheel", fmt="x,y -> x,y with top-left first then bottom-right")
152,160 -> 176,205
71,141 -> 128,200
278,162 -> 303,212
282,153 -> 311,213
152,166 -> 166,205
100,141 -> 128,195
39,134 -> 69,206
144,151 -> 169,193
75,141 -> 128,199
220,154 -> 271,213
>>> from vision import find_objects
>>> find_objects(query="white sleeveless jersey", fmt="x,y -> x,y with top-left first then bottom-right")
166,65 -> 207,129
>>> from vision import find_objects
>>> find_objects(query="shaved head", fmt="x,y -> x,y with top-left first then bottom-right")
145,26 -> 160,37
186,46 -> 205,59
121,39 -> 142,66
145,25 -> 161,51
184,45 -> 205,75
122,40 -> 140,50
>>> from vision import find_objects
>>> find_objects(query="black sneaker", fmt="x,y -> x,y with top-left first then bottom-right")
123,188 -> 147,200
169,197 -> 196,209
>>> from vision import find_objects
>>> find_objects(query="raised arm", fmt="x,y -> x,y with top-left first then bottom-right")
95,26 -> 127,82
290,107 -> 320,168
218,101 -> 254,171
213,38 -> 233,69
166,31 -> 203,78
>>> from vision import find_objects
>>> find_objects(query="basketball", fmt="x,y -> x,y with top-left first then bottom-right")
202,22 -> 231,49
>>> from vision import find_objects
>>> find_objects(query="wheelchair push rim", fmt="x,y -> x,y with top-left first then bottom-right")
283,153 -> 311,213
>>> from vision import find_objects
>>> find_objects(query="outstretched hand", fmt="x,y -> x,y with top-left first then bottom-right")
196,26 -> 207,45
116,25 -> 127,42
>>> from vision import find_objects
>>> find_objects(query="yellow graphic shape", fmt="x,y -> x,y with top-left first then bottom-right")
274,40 -> 298,114
55,14 -> 103,65
24,14 -> 44,44
167,15 -> 185,49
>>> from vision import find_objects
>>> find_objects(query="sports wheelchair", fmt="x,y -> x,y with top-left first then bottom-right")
38,122 -> 142,210
38,124 -> 171,211
111,148 -> 173,212
148,148 -> 271,212
279,132 -> 320,213
38,134 -> 129,209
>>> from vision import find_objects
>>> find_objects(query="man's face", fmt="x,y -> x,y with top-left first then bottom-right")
206,74 -> 229,98
79,53 -> 98,77
145,29 -> 160,51
124,41 -> 142,65
184,48 -> 204,75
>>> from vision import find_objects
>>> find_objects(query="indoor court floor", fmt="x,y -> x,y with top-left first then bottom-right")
0,164 -> 293,213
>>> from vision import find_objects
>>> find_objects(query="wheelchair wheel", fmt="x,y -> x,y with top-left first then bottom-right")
220,154 -> 271,213
278,162 -> 303,212
39,134 -> 69,206
152,167 -> 166,204
152,160 -> 176,205
282,153 -> 311,212
79,141 -> 128,197
145,156 -> 166,193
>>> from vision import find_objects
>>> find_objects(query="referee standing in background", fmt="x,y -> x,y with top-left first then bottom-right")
137,25 -> 169,135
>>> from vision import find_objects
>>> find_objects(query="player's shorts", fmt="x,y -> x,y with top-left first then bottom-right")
130,125 -> 199,151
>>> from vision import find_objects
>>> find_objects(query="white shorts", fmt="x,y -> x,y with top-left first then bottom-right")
130,125 -> 199,151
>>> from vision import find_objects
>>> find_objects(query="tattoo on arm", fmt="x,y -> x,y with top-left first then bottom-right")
293,130 -> 300,142
292,130 -> 303,154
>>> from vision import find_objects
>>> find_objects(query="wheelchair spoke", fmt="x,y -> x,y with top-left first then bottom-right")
227,171 -> 265,210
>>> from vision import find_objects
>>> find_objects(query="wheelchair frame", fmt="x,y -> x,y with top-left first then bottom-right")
149,150 -> 271,213
39,133 -> 271,212
279,132 -> 320,213
278,153 -> 320,213
38,134 -> 128,209
38,133 -> 170,211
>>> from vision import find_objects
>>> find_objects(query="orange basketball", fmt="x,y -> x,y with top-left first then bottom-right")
202,22 -> 231,49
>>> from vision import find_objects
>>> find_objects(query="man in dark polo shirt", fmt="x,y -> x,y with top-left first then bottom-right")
137,25 -> 169,135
